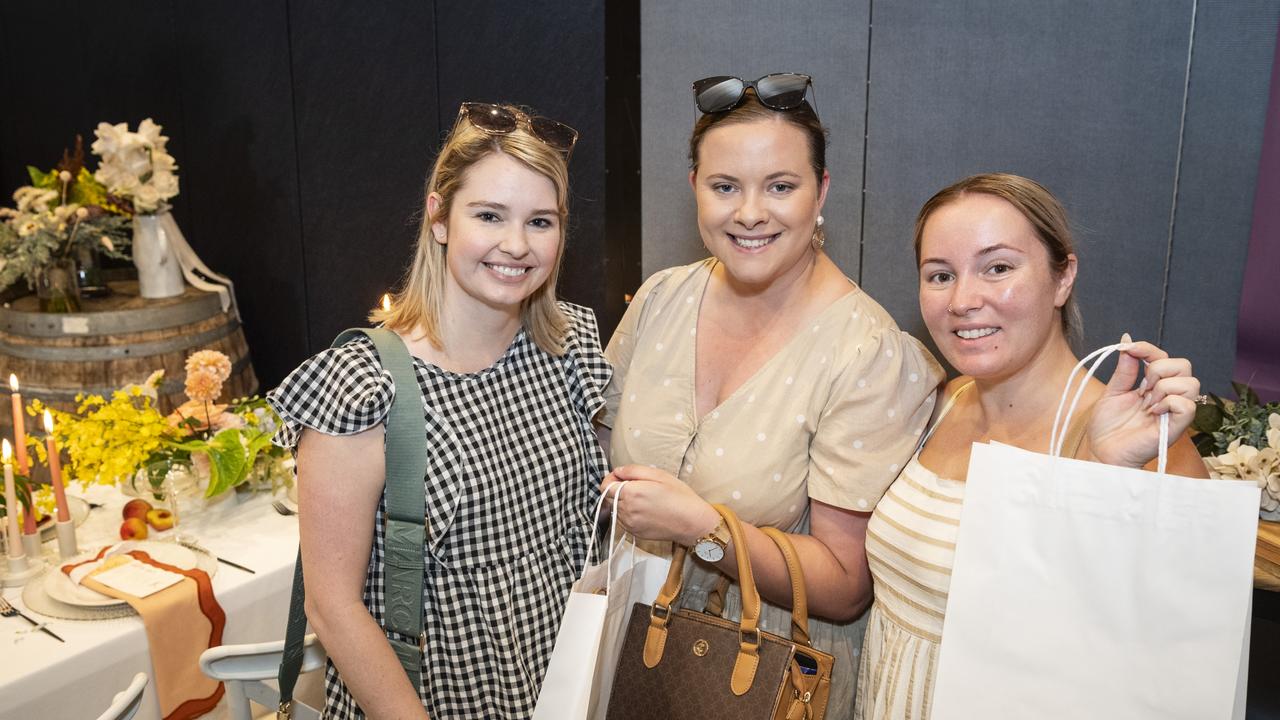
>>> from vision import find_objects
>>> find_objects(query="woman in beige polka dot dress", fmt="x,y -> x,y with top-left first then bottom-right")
598,75 -> 943,718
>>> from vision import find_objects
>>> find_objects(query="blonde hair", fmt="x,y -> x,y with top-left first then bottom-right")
370,106 -> 571,355
914,173 -> 1082,341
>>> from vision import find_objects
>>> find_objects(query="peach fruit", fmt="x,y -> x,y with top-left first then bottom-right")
145,508 -> 174,531
120,517 -> 149,540
122,499 -> 153,521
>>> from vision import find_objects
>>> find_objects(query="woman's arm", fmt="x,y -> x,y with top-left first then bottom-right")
603,467 -> 873,621
298,426 -> 430,720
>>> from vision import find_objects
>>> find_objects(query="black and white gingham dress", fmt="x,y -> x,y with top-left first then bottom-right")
267,303 -> 611,719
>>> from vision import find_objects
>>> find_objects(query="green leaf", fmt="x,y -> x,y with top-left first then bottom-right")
199,429 -> 251,498
26,166 -> 58,189
1192,402 -> 1224,434
1230,381 -> 1261,407
1193,432 -> 1218,457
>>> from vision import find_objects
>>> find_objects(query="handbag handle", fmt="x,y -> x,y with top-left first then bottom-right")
760,527 -> 812,648
643,504 -> 764,696
1048,342 -> 1169,475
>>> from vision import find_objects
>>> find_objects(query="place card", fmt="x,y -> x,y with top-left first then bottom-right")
91,559 -> 184,598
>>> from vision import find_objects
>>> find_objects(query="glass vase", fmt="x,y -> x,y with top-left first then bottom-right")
36,257 -> 82,313
74,243 -> 110,298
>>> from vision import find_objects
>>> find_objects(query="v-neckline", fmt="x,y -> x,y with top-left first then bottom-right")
689,259 -> 861,426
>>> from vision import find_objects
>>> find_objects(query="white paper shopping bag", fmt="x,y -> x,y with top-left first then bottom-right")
533,483 -> 671,720
932,344 -> 1259,720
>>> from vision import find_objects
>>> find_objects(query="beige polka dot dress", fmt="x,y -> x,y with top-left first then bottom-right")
603,258 -> 944,718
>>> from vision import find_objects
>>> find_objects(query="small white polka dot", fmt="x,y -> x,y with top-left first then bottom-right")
789,505 -> 797,513
857,498 -> 869,509
663,378 -> 671,387
773,473 -> 782,482
632,429 -> 641,438
820,356 -> 827,364
853,440 -> 864,449
748,394 -> 756,403
711,411 -> 720,419
871,316 -> 878,324
825,466 -> 834,474
731,490 -> 742,500
688,265 -> 698,274
885,348 -> 894,358
675,412 -> 684,422
654,308 -> 661,316
857,379 -> 867,388
756,432 -> 767,442
909,372 -> 919,382
812,325 -> 820,332
686,295 -> 695,304
890,463 -> 900,473
648,464 -> 658,468
656,342 -> 664,351
785,376 -> 794,385
690,327 -> 697,336
685,464 -> 694,473
887,408 -> 896,418
852,311 -> 860,319
795,415 -> 805,424
629,393 -> 636,402
715,448 -> 725,457
915,427 -> 925,436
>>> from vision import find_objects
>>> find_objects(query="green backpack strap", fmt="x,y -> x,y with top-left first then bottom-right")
277,327 -> 428,718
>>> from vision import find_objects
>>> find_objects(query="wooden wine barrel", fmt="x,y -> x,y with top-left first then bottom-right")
0,281 -> 258,449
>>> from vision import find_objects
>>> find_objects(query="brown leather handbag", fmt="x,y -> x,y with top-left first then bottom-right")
605,504 -> 834,720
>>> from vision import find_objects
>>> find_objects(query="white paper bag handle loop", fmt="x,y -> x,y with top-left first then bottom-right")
579,482 -> 637,591
1049,341 -> 1168,475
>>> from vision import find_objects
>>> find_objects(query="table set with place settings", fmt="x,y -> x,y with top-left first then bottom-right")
0,482 -> 301,720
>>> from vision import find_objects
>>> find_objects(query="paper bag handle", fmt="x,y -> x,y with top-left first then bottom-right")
1048,342 -> 1169,475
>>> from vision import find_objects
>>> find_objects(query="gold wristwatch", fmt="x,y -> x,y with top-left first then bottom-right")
692,516 -> 731,562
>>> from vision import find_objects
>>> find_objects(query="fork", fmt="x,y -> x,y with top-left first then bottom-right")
271,499 -> 297,516
0,596 -> 64,643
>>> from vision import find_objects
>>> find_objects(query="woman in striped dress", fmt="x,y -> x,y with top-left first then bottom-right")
856,173 -> 1208,720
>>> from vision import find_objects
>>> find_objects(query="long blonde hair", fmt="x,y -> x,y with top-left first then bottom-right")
371,106 -> 571,355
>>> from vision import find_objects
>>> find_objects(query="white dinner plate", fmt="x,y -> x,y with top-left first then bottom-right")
44,541 -> 199,607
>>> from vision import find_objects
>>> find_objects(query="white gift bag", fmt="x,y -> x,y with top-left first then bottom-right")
533,483 -> 671,720
933,344 -> 1259,720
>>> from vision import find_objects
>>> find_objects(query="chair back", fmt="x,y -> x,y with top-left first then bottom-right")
93,673 -> 148,720
200,634 -> 326,720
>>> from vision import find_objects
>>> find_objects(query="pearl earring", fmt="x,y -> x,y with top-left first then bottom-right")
816,215 -> 825,227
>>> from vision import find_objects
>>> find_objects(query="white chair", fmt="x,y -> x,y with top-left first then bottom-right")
199,634 -> 327,720
93,672 -> 148,720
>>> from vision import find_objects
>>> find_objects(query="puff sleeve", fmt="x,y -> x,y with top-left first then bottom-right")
806,327 -> 945,511
265,335 -> 397,450
559,301 -> 613,423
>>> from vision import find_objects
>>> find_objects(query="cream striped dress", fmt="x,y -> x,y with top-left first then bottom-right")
854,385 -> 969,720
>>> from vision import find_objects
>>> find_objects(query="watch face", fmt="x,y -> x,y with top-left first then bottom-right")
695,541 -> 725,563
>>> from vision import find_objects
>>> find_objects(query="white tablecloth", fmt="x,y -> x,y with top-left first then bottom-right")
0,483 -> 303,720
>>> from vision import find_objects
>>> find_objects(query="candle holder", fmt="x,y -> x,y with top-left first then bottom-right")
21,533 -> 42,562
55,520 -> 77,560
3,550 -> 45,588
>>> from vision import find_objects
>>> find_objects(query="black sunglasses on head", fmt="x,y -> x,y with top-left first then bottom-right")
691,73 -> 814,114
456,102 -> 579,157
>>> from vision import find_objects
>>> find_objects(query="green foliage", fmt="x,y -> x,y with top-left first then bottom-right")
1191,384 -> 1279,457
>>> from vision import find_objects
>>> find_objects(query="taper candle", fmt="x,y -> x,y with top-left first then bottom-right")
43,411 -> 70,523
9,374 -> 35,536
3,440 -> 24,560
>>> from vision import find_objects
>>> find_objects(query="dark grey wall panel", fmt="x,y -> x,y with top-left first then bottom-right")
173,1 -> 308,390
863,2 -> 1194,355
435,0 -> 610,326
288,2 -> 440,352
1161,1 -> 1280,395
640,0 -> 870,280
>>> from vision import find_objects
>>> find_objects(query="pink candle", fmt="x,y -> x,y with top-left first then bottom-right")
9,374 -> 35,535
3,440 -> 23,559
43,411 -> 69,523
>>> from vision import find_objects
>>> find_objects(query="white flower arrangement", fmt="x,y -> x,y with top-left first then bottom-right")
90,118 -> 179,214
1195,386 -> 1280,518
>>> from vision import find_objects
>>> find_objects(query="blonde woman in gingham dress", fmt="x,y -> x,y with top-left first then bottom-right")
268,103 -> 609,719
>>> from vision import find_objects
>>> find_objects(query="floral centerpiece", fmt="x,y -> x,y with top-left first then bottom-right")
1193,382 -> 1280,520
91,118 -> 186,299
90,118 -> 179,214
27,349 -> 291,504
0,139 -> 132,310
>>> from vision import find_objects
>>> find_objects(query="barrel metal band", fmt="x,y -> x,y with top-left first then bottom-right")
0,294 -> 223,337
10,355 -> 254,400
0,320 -> 240,361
